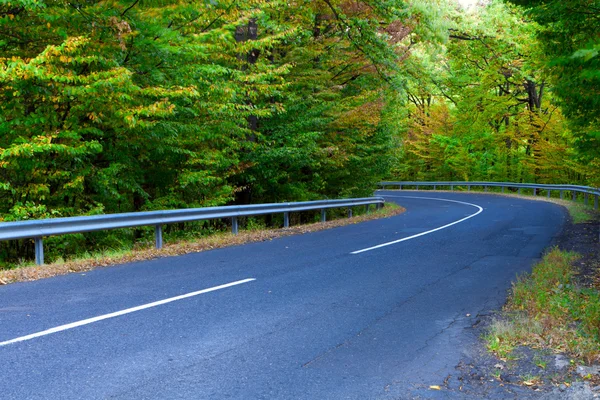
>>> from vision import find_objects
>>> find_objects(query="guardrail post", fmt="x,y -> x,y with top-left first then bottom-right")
365,204 -> 370,214
232,217 -> 238,234
547,190 -> 551,198
321,209 -> 326,222
584,193 -> 589,206
433,185 -> 437,190
34,237 -> 44,265
348,207 -> 353,218
284,212 -> 290,228
154,225 -> 163,249
376,202 -> 383,210
399,185 -> 402,190
533,188 -> 537,196
501,187 -> 504,193
467,185 -> 471,191
560,190 -> 564,200
484,186 -> 488,192
518,188 -> 521,195
595,195 -> 598,210
572,191 -> 576,202
450,185 -> 454,191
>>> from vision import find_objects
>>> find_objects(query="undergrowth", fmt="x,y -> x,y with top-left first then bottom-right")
485,248 -> 600,364
564,202 -> 596,224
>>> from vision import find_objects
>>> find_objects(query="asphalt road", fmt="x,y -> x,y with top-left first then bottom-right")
0,191 -> 566,399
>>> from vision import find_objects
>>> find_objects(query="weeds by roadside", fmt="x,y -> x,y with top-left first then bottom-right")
485,248 -> 600,365
564,202 -> 597,224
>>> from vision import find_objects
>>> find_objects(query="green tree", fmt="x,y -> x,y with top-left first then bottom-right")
505,0 -> 600,185
393,0 -> 585,185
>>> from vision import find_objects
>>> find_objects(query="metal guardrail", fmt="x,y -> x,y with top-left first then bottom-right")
379,181 -> 600,209
0,197 -> 385,265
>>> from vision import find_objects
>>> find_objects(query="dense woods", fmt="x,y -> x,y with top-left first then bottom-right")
1,0 -> 598,264
396,0 -> 598,184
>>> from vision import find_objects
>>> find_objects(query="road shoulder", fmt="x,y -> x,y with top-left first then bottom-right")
434,209 -> 600,399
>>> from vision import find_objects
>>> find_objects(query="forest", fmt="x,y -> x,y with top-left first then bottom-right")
0,0 -> 598,264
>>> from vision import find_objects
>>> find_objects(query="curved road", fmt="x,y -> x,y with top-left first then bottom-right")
0,191 -> 566,399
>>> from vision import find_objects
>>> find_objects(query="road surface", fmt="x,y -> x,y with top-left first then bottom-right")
0,191 -> 565,399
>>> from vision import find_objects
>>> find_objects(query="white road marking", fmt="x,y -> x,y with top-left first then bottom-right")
0,278 -> 256,347
351,195 -> 484,254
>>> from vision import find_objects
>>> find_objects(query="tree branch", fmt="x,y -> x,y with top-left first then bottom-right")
121,0 -> 140,17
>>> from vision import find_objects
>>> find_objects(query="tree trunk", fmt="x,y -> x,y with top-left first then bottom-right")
235,18 -> 259,205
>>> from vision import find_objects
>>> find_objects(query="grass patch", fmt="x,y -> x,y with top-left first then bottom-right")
484,314 -> 544,359
563,202 -> 596,224
485,248 -> 600,364
0,203 -> 403,285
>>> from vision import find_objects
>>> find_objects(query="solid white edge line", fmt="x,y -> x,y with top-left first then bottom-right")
0,278 -> 256,347
350,195 -> 484,254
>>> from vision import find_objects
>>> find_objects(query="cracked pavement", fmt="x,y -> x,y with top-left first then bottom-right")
0,191 -> 565,399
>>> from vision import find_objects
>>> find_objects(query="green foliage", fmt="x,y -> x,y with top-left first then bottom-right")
506,0 -> 600,166
564,202 -> 597,224
494,249 -> 600,363
1,0 -> 598,265
392,0 -> 596,186
0,0 -> 426,263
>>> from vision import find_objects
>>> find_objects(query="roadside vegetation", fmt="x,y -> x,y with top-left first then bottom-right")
485,248 -> 600,364
1,0 -> 598,266
0,203 -> 403,284
484,197 -> 600,370
562,203 -> 597,224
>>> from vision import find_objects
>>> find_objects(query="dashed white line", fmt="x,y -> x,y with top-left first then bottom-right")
0,278 -> 256,347
351,195 -> 484,254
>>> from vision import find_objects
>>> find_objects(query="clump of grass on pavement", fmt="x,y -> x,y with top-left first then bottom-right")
485,248 -> 600,364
